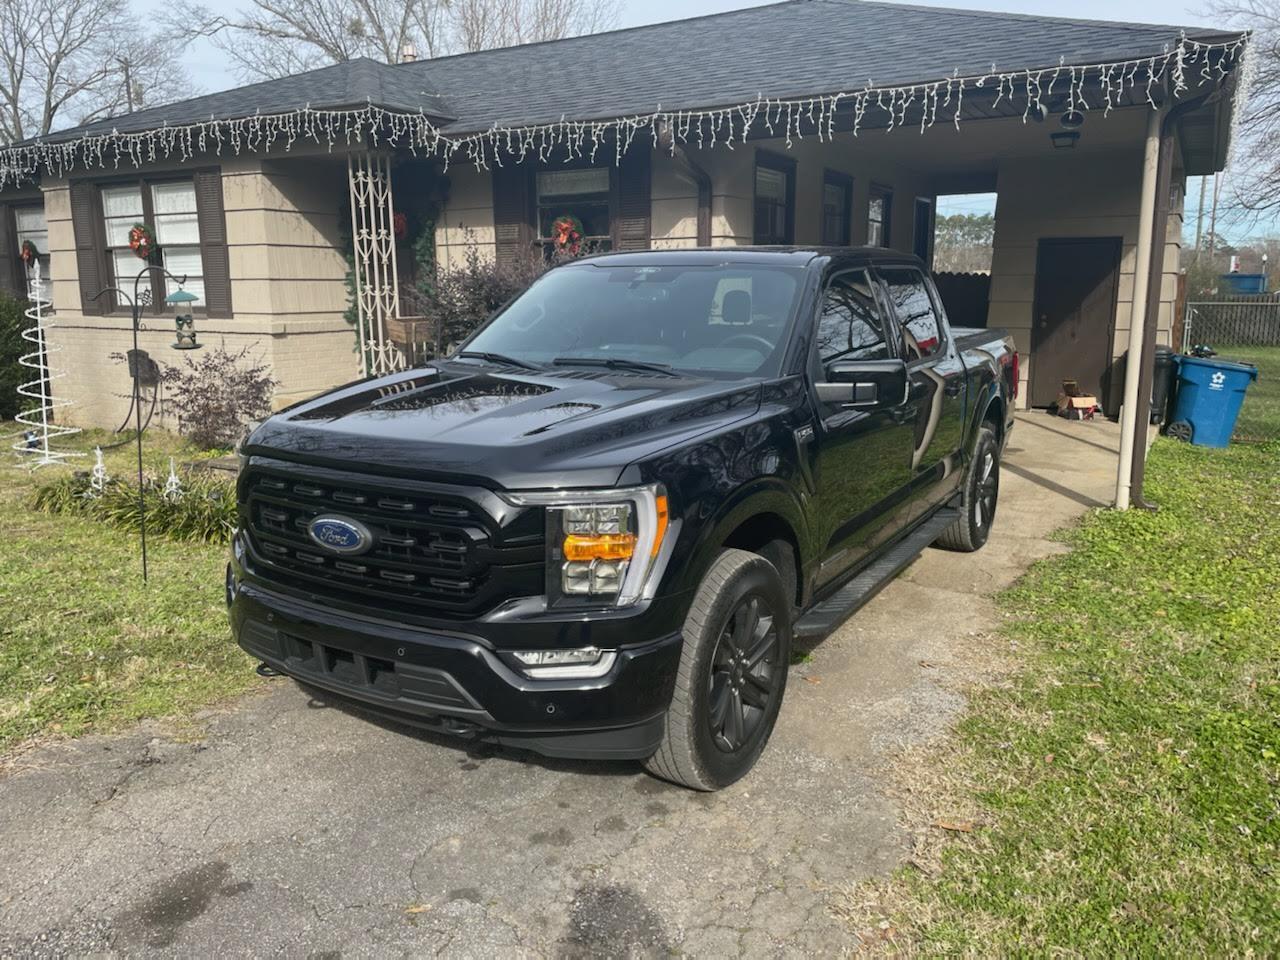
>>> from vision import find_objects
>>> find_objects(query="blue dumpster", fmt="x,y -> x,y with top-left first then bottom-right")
1167,355 -> 1259,448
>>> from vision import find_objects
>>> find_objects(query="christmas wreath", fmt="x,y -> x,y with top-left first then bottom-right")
19,239 -> 38,265
550,214 -> 584,255
128,222 -> 157,260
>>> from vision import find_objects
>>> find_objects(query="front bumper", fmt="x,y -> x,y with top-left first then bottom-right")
229,580 -> 683,760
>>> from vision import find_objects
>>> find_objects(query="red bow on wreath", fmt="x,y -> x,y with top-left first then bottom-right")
551,215 -> 583,255
19,239 -> 38,265
128,222 -> 157,260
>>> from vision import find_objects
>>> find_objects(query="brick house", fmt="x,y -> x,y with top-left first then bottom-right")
0,0 -> 1248,429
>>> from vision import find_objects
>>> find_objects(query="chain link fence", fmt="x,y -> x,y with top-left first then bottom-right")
1182,297 -> 1280,443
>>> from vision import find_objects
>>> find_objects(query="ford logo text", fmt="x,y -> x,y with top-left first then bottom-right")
307,516 -> 374,555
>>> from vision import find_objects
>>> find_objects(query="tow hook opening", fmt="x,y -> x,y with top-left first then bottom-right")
256,662 -> 284,678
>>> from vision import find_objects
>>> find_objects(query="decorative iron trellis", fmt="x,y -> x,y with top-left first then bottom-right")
12,262 -> 81,466
347,151 -> 405,377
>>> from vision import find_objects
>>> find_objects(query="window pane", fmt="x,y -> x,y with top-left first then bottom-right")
105,216 -> 138,247
154,212 -> 200,244
14,206 -> 45,233
102,185 -> 143,219
879,268 -> 942,360
151,181 -> 197,214
112,249 -> 140,285
163,246 -> 204,306
816,271 -> 889,362
755,166 -> 787,202
165,274 -> 205,307
536,168 -> 609,198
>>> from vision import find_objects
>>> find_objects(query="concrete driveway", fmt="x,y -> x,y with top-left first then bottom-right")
0,413 -> 1120,958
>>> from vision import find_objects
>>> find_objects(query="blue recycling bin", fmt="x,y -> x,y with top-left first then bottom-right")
1167,355 -> 1259,448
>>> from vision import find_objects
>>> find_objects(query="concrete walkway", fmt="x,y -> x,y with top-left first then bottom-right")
0,413 -> 1120,958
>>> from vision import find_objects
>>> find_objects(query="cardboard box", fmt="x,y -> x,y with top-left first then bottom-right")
1056,393 -> 1098,420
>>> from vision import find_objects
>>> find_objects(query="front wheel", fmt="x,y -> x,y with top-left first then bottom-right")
644,549 -> 791,791
935,425 -> 1000,552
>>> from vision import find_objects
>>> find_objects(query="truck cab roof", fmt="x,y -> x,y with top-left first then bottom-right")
566,246 -> 927,271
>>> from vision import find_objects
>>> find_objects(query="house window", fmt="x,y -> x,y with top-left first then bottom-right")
13,205 -> 51,303
102,179 -> 205,308
536,168 -> 611,256
868,185 -> 893,247
822,171 -> 853,246
754,153 -> 795,245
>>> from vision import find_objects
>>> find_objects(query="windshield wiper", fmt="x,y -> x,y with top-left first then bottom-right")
551,356 -> 679,377
455,351 -> 542,371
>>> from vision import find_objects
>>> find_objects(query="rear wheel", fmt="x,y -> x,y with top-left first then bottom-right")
935,425 -> 1000,552
1167,420 -> 1193,443
644,549 -> 791,791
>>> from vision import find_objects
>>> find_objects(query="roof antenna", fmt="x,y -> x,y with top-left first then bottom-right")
400,42 -> 418,63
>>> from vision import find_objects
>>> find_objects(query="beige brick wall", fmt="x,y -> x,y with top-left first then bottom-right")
40,155 -> 357,430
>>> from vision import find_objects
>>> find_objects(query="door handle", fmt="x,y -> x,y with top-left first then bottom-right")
944,380 -> 962,397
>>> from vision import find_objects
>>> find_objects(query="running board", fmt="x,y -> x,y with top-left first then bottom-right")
793,507 -> 961,641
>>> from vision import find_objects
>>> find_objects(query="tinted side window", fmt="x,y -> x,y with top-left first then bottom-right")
815,270 -> 890,363
878,267 -> 943,361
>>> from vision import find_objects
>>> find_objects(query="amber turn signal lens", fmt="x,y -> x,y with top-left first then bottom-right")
563,532 -> 637,562
652,495 -> 669,558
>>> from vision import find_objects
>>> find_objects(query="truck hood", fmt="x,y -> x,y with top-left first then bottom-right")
247,363 -> 762,489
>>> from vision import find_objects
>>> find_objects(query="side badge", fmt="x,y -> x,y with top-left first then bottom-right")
794,424 -> 815,445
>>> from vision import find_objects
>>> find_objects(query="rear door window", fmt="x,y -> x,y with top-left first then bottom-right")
815,269 -> 890,363
877,267 -> 945,362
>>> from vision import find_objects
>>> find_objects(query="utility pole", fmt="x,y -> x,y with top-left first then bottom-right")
1207,171 -> 1222,263
1194,174 -> 1207,259
120,57 -> 134,112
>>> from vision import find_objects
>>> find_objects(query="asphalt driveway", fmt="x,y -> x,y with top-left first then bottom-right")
0,413 -> 1121,958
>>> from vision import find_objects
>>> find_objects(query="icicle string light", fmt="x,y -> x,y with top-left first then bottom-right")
0,33 -> 1248,187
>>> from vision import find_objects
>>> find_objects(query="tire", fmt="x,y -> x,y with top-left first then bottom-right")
935,425 -> 1000,553
1167,420 -> 1193,443
644,548 -> 792,791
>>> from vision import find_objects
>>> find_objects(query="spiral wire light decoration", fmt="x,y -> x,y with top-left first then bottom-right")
12,262 -> 81,466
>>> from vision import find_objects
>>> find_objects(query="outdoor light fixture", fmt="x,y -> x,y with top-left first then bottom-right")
167,288 -> 201,349
1051,131 -> 1080,150
1060,109 -> 1085,128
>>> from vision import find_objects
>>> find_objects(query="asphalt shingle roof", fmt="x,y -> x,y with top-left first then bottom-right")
30,0 -> 1238,145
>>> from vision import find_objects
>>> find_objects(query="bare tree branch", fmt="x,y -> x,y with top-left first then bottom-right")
0,0 -> 195,142
163,0 -> 620,83
1204,1 -> 1280,225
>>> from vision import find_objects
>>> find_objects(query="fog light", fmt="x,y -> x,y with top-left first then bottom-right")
510,647 -> 617,679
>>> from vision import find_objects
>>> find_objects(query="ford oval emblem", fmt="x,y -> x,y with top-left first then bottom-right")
307,515 -> 374,555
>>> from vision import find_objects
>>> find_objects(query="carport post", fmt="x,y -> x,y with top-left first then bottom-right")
1114,107 -> 1164,511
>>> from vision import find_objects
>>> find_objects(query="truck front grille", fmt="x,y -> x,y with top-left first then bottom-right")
241,465 -> 542,618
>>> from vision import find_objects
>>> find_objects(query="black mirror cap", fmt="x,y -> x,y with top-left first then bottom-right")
819,358 -> 908,409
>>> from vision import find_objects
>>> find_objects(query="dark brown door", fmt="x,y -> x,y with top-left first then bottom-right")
1030,238 -> 1121,409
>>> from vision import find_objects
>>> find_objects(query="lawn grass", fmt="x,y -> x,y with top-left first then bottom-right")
857,438 -> 1280,954
1215,344 -> 1280,442
0,426 -> 256,756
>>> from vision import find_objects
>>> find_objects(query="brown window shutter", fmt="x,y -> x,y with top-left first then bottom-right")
69,182 -> 107,315
193,169 -> 232,318
614,149 -> 652,251
0,202 -> 23,299
492,166 -> 532,268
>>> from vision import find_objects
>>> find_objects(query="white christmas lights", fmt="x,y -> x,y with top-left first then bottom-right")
0,33 -> 1249,186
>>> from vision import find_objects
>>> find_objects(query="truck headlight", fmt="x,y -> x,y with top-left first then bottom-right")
504,485 -> 671,607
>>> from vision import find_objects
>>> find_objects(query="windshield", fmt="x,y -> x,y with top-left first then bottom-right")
460,262 -> 804,379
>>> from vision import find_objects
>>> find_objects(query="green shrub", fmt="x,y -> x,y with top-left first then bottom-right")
0,291 -> 27,421
32,470 -> 237,544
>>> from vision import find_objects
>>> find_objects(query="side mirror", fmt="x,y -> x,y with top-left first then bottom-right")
816,358 -> 908,409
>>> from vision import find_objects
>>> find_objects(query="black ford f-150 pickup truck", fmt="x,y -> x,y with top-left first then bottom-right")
229,247 -> 1017,790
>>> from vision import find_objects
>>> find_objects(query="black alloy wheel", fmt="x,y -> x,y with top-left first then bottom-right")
706,594 -> 782,752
